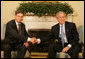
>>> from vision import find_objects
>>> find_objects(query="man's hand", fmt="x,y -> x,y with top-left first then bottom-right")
62,46 -> 70,53
30,37 -> 38,44
24,41 -> 29,48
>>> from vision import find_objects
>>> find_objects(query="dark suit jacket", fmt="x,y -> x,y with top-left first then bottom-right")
41,21 -> 79,47
5,19 -> 30,45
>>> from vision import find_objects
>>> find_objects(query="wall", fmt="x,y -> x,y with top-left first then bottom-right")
1,1 -> 84,43
1,1 -> 22,39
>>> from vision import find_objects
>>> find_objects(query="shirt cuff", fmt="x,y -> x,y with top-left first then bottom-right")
67,44 -> 72,48
27,37 -> 31,42
37,38 -> 41,44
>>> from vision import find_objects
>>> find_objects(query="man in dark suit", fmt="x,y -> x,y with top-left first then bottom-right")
4,10 -> 35,58
30,11 -> 80,58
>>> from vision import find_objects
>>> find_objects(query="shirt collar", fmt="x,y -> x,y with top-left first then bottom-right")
59,23 -> 65,27
15,20 -> 21,26
59,23 -> 65,34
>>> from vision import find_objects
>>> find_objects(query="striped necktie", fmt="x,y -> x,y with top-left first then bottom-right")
61,25 -> 65,48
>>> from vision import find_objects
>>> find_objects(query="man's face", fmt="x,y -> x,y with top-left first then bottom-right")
15,13 -> 24,23
57,13 -> 66,24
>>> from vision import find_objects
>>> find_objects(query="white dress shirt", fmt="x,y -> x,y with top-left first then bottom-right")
15,20 -> 20,29
59,23 -> 72,48
59,23 -> 68,43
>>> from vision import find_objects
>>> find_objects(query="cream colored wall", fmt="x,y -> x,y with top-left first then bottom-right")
1,1 -> 84,43
1,1 -> 22,39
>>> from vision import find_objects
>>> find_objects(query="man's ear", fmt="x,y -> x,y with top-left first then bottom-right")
15,15 -> 16,19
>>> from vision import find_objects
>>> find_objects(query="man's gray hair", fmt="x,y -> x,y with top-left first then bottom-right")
56,11 -> 67,18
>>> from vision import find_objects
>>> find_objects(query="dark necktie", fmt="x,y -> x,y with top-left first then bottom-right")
18,23 -> 21,34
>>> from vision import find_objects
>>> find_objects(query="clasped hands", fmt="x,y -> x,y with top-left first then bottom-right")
24,37 -> 38,48
62,46 -> 70,53
30,37 -> 38,44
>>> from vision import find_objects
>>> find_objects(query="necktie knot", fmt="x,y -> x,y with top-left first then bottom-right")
18,23 -> 21,34
61,25 -> 63,30
18,23 -> 21,26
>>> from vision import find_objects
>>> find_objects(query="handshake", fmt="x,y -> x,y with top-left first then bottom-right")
24,37 -> 39,48
30,37 -> 38,44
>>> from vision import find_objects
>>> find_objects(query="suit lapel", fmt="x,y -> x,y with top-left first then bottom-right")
58,24 -> 60,37
21,23 -> 24,34
65,22 -> 68,38
55,23 -> 60,38
13,20 -> 18,32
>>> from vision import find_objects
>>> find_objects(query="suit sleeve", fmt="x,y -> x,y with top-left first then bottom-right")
70,23 -> 79,46
23,24 -> 30,37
